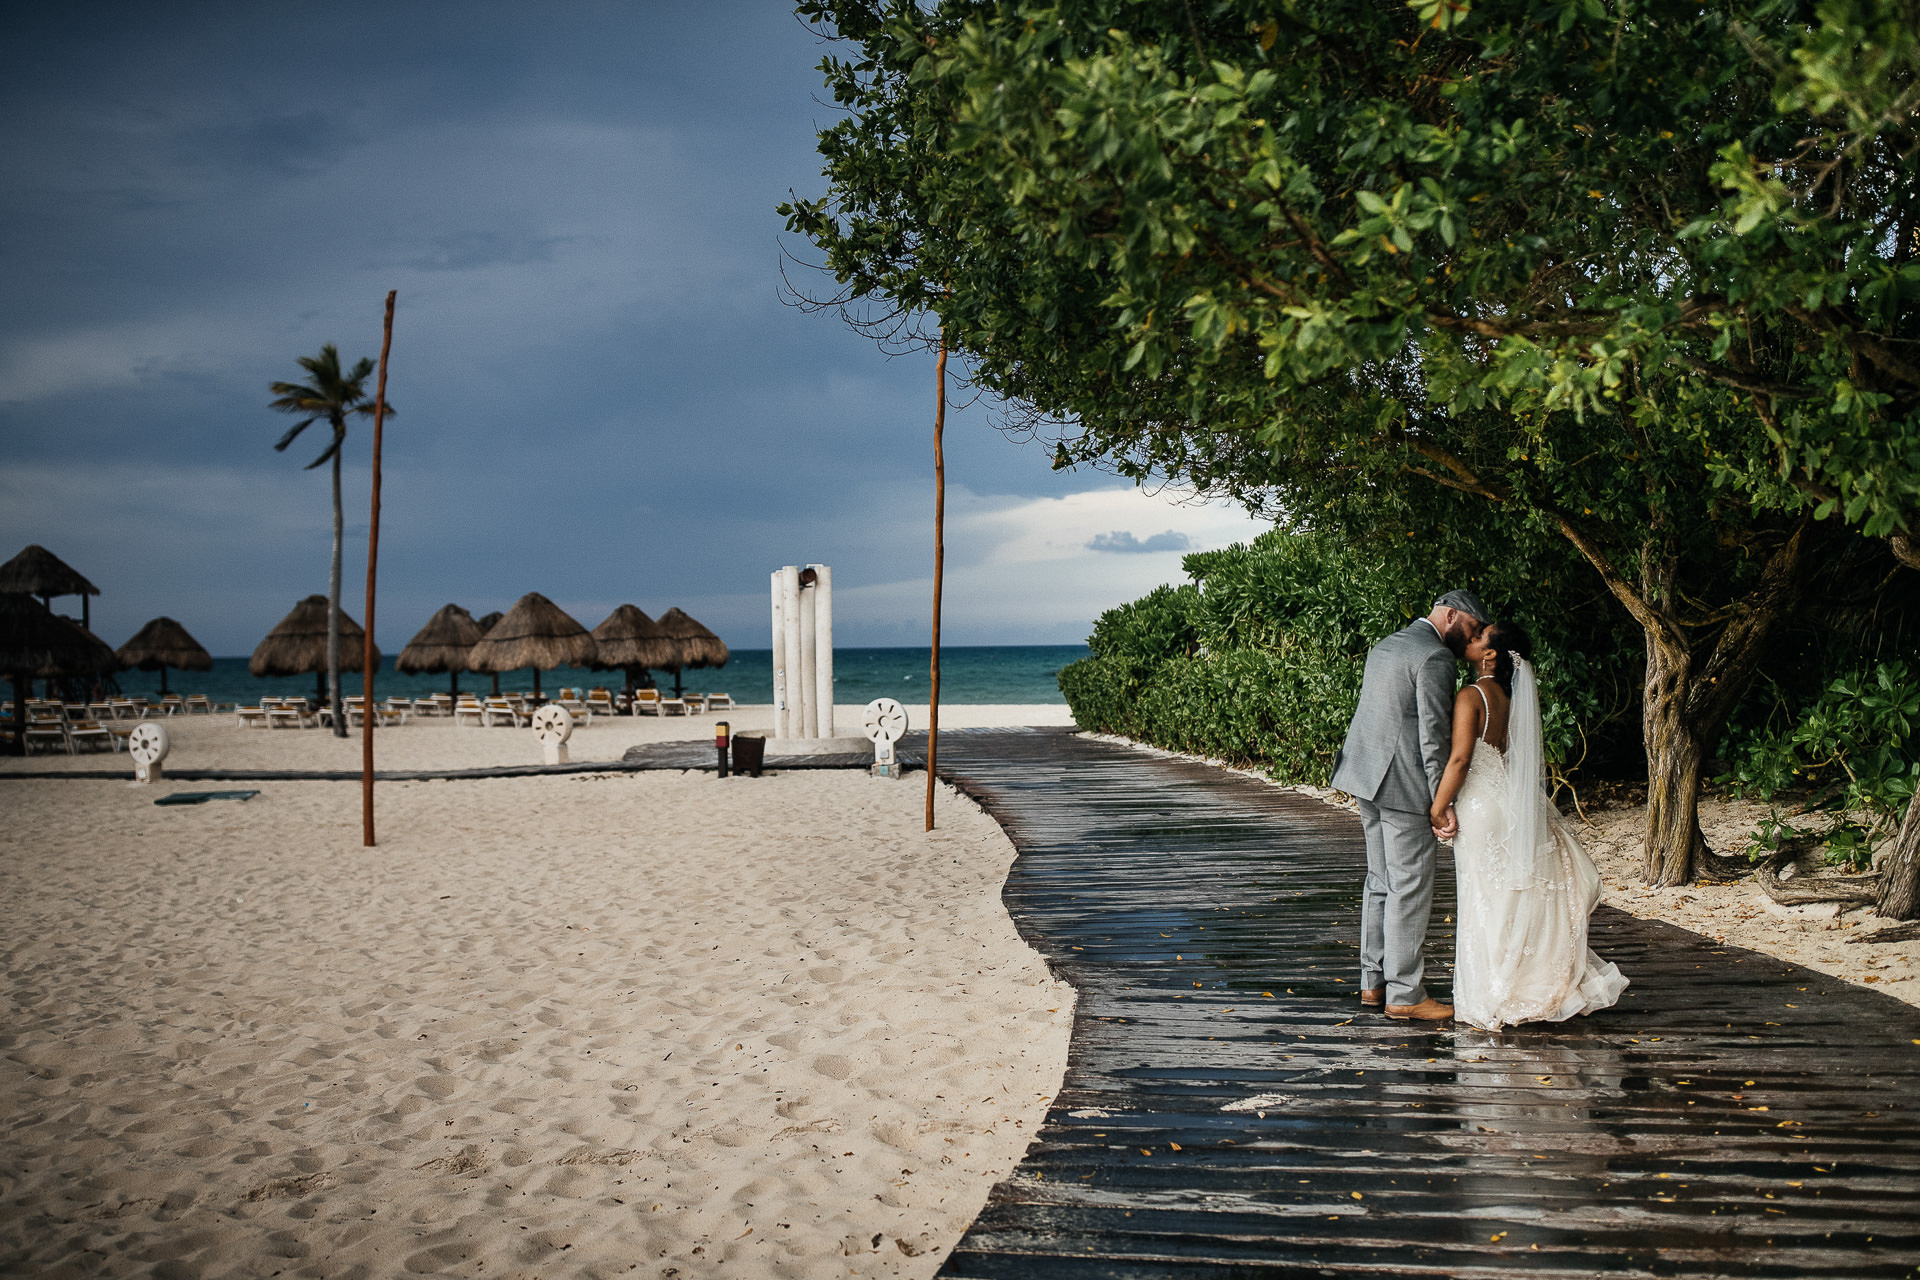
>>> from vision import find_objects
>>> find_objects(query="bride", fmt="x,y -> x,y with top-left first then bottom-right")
1428,622 -> 1628,1030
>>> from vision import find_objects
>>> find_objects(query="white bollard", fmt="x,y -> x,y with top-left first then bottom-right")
770,569 -> 788,739
128,721 -> 170,785
812,564 -> 834,739
863,697 -> 907,779
531,704 -> 573,765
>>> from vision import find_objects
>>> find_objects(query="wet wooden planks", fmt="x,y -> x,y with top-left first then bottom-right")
930,731 -> 1920,1279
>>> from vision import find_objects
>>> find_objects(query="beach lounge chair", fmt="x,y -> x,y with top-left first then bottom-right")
704,692 -> 734,711
158,694 -> 185,716
234,705 -> 270,729
86,701 -> 115,722
482,697 -> 526,728
25,718 -> 70,754
185,695 -> 213,714
453,696 -> 486,727
67,719 -> 114,753
585,690 -> 617,718
632,689 -> 662,716
658,696 -> 688,716
265,697 -> 309,729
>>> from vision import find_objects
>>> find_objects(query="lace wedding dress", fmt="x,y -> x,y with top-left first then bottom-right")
1452,664 -> 1628,1031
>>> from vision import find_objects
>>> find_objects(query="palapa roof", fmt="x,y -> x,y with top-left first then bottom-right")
250,594 -> 379,676
466,592 -> 596,673
0,593 -> 118,676
0,544 -> 99,598
117,616 -> 213,672
475,611 -> 503,632
396,604 -> 483,674
656,607 -> 730,669
590,604 -> 678,671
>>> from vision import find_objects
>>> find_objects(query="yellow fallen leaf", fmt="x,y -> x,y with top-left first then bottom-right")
1490,1231 -> 1506,1241
1170,1142 -> 1182,1151
1263,992 -> 1274,998
1351,1191 -> 1363,1200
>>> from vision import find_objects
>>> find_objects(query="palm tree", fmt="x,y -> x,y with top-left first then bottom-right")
269,344 -> 390,737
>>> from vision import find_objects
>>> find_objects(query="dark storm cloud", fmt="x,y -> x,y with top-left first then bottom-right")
0,2 -> 1261,655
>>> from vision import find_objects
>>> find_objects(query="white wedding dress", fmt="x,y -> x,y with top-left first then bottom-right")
1452,669 -> 1628,1031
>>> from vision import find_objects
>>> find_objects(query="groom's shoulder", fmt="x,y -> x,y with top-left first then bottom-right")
1376,620 -> 1437,653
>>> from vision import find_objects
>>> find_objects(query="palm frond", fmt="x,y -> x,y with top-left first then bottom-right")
274,417 -> 318,451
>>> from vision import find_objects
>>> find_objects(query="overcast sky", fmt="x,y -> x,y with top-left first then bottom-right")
0,1 -> 1269,654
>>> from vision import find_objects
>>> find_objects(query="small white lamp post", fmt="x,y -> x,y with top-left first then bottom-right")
531,703 -> 574,765
863,697 -> 907,779
128,721 -> 169,785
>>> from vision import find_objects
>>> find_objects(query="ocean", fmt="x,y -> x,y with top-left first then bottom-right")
104,645 -> 1090,708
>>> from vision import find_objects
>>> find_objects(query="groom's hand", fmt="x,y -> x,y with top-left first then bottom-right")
1434,805 -> 1458,842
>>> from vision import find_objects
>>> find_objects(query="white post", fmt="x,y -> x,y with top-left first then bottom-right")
780,565 -> 804,741
812,564 -> 834,738
770,570 -> 788,739
798,579 -> 818,738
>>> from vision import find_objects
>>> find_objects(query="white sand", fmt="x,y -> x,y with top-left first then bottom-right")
1089,732 -> 1920,1010
0,707 -> 1076,1277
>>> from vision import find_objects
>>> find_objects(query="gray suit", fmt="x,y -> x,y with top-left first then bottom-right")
1330,619 -> 1458,1006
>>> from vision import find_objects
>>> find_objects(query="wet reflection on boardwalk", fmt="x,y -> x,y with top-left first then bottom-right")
933,730 -> 1920,1278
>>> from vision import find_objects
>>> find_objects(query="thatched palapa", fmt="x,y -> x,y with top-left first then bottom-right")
0,544 -> 101,628
656,607 -> 729,668
590,604 -> 675,698
252,595 -> 378,704
397,604 -> 484,696
591,605 -> 676,670
1,593 -> 118,752
117,617 -> 214,697
467,593 -> 595,699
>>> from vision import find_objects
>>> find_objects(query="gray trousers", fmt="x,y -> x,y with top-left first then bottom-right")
1357,798 -> 1438,1007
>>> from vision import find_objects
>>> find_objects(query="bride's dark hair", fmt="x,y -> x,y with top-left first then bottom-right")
1486,621 -> 1534,696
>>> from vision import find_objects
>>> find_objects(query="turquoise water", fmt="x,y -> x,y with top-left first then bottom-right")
106,645 -> 1088,707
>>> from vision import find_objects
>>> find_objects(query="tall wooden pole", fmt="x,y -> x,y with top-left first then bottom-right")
362,290 -> 396,848
926,334 -> 946,832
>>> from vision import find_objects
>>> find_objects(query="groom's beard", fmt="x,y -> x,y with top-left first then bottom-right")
1441,625 -> 1469,658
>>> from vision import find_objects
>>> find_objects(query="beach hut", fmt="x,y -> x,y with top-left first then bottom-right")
0,593 -> 116,754
589,605 -> 675,701
116,617 -> 213,697
396,604 -> 484,696
0,544 -> 100,630
655,607 -> 730,698
466,593 -> 595,700
251,594 -> 379,705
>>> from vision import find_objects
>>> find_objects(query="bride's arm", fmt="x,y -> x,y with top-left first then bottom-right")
1428,688 -> 1485,829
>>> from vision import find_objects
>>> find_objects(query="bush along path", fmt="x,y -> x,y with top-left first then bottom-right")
930,731 -> 1920,1278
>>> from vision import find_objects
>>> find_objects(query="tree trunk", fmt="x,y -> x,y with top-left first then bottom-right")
1640,626 -> 1707,885
329,447 -> 345,738
1876,786 -> 1920,919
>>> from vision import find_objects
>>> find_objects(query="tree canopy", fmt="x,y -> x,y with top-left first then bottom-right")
786,0 -> 1920,886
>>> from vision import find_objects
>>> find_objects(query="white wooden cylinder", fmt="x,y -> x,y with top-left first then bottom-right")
780,565 -> 804,741
812,564 -> 834,738
770,569 -> 788,739
798,580 -> 818,738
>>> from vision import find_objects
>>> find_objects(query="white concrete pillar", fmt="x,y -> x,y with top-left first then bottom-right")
780,565 -> 804,740
770,570 -> 788,739
798,577 -> 818,738
812,564 -> 834,738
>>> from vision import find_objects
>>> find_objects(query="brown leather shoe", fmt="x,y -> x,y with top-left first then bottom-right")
1385,998 -> 1454,1021
1359,988 -> 1384,1007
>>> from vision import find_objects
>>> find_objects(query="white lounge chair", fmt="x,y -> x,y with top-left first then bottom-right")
704,692 -> 734,712
25,718 -> 70,754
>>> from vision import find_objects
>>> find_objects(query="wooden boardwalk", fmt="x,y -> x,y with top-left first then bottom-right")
930,730 -> 1920,1279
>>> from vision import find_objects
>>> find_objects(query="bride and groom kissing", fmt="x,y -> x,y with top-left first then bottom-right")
1331,589 -> 1628,1029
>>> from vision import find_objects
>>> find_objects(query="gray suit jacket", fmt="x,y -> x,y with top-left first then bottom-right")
1329,620 -> 1457,813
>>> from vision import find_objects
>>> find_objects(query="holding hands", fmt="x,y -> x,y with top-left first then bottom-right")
1431,802 -> 1458,842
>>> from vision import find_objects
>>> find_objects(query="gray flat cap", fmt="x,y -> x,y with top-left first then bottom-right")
1434,588 -> 1491,625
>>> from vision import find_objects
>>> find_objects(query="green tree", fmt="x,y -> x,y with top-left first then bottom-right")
269,344 -> 386,738
786,0 -> 1920,891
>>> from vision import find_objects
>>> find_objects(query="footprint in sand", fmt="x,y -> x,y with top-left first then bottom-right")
811,1055 -> 855,1080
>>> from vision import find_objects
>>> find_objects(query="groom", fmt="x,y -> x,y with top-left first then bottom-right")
1331,589 -> 1490,1021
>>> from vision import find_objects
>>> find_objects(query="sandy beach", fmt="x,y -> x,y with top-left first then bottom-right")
0,705 -> 1075,1278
